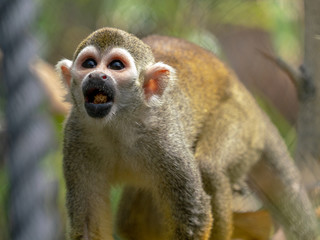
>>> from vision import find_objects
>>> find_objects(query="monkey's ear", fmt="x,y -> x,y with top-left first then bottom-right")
56,59 -> 73,88
143,62 -> 175,101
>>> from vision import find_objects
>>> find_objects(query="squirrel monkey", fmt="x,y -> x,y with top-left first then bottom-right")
56,28 -> 319,240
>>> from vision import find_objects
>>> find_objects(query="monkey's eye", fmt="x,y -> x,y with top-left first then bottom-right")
108,60 -> 125,70
82,58 -> 97,68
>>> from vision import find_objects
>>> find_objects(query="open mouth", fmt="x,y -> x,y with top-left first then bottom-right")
82,78 -> 115,118
85,89 -> 109,104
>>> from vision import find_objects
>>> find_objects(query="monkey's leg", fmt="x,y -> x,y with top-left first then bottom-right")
200,164 -> 233,240
115,187 -> 166,240
249,119 -> 320,240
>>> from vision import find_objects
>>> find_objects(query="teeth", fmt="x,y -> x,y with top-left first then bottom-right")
93,93 -> 107,104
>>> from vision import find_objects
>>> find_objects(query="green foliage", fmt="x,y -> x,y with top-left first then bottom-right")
35,0 -> 302,66
267,1 -> 302,63
209,0 -> 272,30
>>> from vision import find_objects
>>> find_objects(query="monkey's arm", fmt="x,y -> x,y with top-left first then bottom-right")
63,121 -> 112,240
138,131 -> 213,240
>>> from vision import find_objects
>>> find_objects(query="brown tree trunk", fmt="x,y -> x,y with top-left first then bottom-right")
295,0 -> 320,189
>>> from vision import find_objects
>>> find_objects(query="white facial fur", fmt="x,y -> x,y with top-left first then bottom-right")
57,46 -> 141,124
73,46 -> 138,87
57,44 -> 175,128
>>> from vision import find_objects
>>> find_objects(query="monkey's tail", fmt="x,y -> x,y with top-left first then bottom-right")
249,117 -> 319,240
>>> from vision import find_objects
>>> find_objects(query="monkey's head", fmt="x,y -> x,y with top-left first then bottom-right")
56,28 -> 175,121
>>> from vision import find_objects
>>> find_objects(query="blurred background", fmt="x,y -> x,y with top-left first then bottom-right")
0,0 -> 306,239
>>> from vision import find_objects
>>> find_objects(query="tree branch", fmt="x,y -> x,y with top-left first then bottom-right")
258,49 -> 316,101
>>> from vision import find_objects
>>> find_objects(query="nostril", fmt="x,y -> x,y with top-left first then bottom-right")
88,73 -> 108,80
